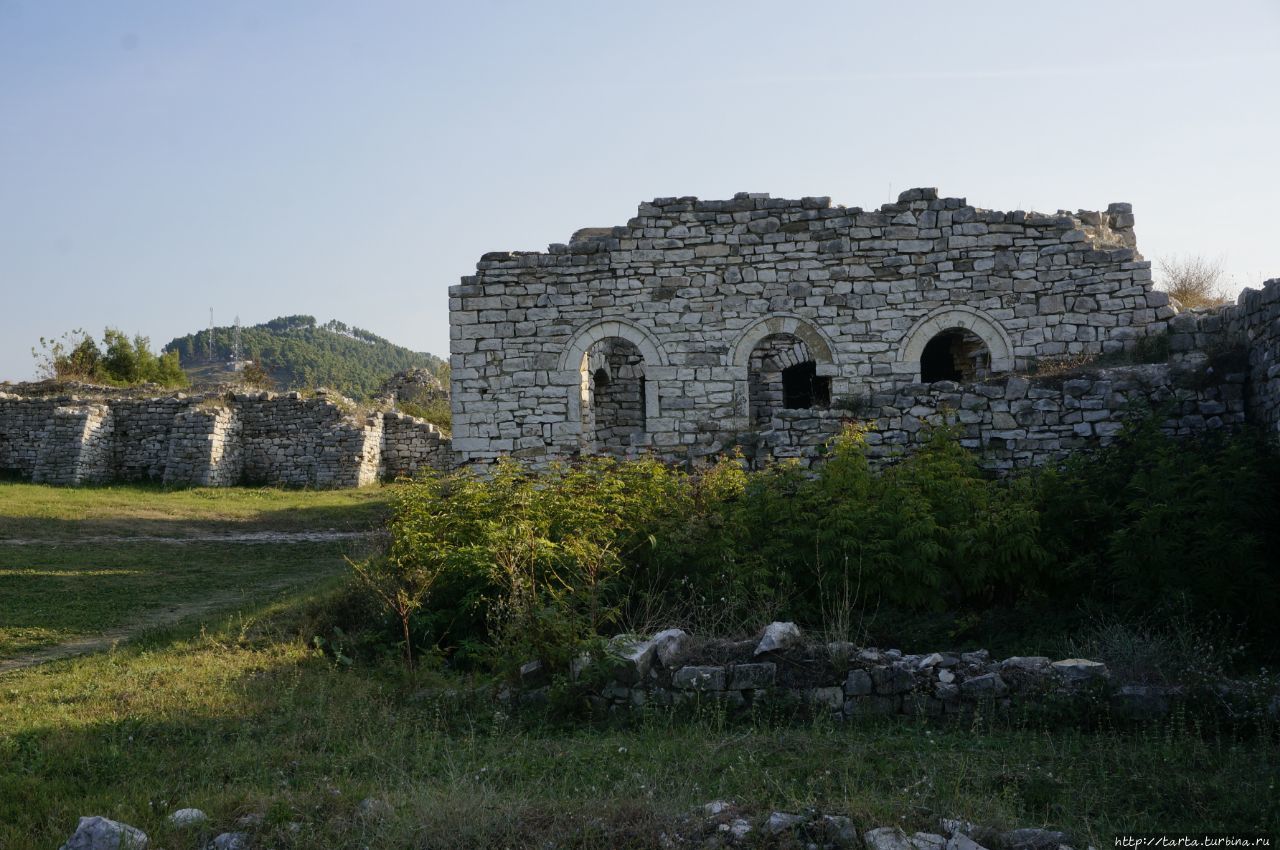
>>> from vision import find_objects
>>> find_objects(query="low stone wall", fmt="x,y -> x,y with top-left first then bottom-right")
0,389 -> 454,488
381,412 -> 452,480
517,624 -> 1278,722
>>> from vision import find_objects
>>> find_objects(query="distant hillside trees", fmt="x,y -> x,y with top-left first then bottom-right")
165,315 -> 445,399
33,328 -> 189,388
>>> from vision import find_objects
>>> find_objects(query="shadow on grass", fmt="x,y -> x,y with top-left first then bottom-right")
3,584 -> 1278,850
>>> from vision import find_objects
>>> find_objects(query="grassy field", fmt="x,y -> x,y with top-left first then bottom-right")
0,484 -> 390,661
0,484 -> 1276,848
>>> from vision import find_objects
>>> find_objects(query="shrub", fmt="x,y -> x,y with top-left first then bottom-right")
357,416 -> 1280,671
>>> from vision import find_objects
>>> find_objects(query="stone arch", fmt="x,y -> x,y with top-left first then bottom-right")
730,313 -> 836,370
560,318 -> 667,436
897,306 -> 1013,380
559,318 -> 669,371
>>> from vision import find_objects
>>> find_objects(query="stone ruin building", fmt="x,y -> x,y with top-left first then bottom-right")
449,188 -> 1280,470
1,187 -> 1277,487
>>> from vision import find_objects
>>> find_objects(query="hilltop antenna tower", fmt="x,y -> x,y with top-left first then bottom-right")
207,308 -> 214,362
232,315 -> 243,363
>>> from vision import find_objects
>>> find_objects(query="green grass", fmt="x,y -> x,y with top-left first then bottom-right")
0,598 -> 1275,849
0,484 -> 1276,848
0,542 -> 350,657
0,482 -> 391,540
0,483 -> 392,659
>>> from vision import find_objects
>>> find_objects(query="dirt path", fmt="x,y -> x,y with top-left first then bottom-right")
0,573 -> 329,675
0,530 -> 373,546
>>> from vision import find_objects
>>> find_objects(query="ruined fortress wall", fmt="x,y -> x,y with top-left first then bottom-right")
109,398 -> 191,481
0,396 -> 59,477
450,189 -> 1170,464
1167,278 -> 1280,435
0,390 -> 453,488
758,363 -> 1247,472
380,413 -> 452,480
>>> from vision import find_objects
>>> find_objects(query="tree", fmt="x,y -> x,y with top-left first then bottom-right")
32,328 -> 188,388
1157,255 -> 1232,310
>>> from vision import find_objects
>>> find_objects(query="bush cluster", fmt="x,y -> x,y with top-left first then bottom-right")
33,328 -> 188,388
351,417 -> 1280,671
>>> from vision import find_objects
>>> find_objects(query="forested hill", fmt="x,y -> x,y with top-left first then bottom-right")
164,315 -> 445,399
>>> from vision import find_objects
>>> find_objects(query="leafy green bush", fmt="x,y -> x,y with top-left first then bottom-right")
357,417 -> 1280,671
33,327 -> 188,388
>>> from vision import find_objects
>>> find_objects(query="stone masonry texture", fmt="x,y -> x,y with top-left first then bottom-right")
449,188 -> 1277,468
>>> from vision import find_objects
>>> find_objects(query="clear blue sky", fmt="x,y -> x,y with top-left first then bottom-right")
2,0 -> 1277,381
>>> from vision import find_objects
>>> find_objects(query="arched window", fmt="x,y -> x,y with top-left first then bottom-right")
919,328 -> 991,383
581,338 -> 646,452
898,306 -> 1013,382
748,333 -> 831,428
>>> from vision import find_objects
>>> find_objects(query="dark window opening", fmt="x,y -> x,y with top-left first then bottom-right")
781,361 -> 831,409
920,329 -> 990,383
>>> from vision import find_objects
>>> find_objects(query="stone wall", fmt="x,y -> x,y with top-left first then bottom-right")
450,188 -> 1173,464
451,188 -> 1278,469
380,412 -> 453,480
1167,278 -> 1280,435
515,624 -> 1277,723
0,388 -> 454,488
752,361 -> 1247,471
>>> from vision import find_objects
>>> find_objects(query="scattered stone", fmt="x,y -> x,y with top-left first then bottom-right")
357,797 -> 392,819
821,814 -> 858,847
1051,658 -> 1109,683
168,808 -> 208,828
518,659 -> 547,687
865,826 -> 916,850
607,635 -> 657,684
947,832 -> 990,850
59,816 -> 148,850
209,833 -> 251,850
1004,827 -> 1071,849
233,813 -> 264,829
1000,656 -> 1051,674
703,800 -> 733,816
652,628 -> 690,667
765,811 -> 806,834
911,832 -> 948,850
754,621 -> 802,655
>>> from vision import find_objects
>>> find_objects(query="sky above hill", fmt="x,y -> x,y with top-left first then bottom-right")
1,0 -> 1277,381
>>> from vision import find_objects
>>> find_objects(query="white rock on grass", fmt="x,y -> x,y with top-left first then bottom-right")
947,832 -> 991,850
168,808 -> 208,828
702,800 -> 733,816
865,826 -> 916,850
209,833 -> 251,850
754,621 -> 801,655
59,816 -> 149,850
